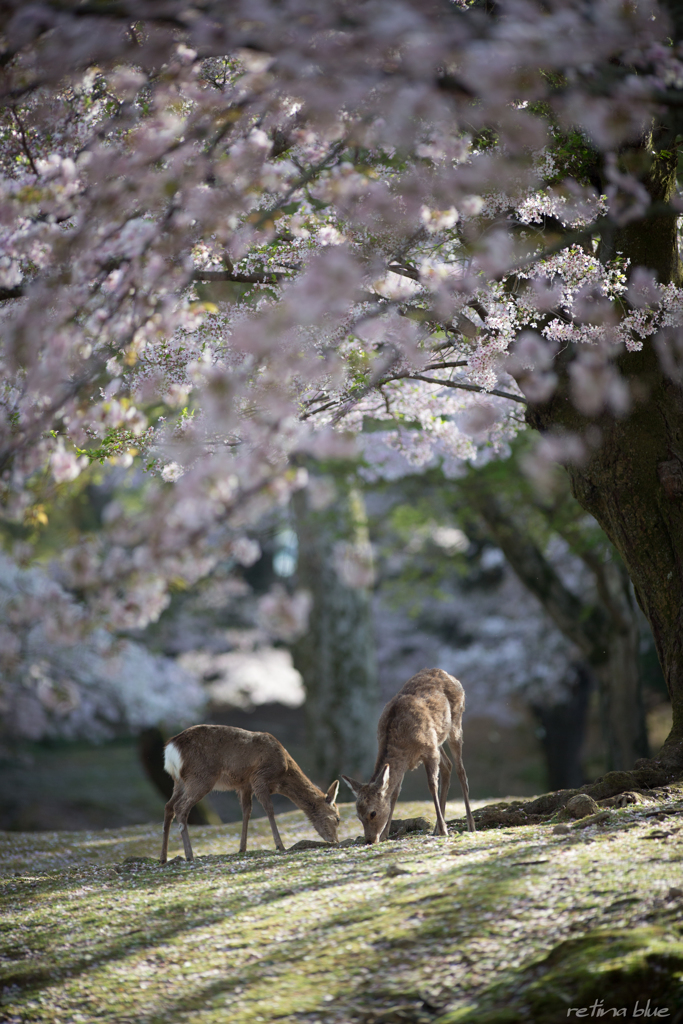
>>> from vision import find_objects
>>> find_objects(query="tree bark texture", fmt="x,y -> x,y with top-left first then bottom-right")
526,135 -> 683,767
291,479 -> 379,785
557,381 -> 683,766
466,484 -> 648,770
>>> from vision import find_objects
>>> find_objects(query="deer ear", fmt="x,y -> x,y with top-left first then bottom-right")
341,774 -> 362,798
378,764 -> 391,794
326,780 -> 340,804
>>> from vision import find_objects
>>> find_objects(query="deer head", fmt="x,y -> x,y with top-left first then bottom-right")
310,780 -> 341,843
341,765 -> 391,844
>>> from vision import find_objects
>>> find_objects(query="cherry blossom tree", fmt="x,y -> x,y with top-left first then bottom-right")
1,1 -> 683,765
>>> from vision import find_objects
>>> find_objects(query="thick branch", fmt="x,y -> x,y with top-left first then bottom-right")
507,202 -> 680,280
10,108 -> 39,177
399,373 -> 527,406
466,485 -> 611,664
192,269 -> 287,285
423,361 -> 469,371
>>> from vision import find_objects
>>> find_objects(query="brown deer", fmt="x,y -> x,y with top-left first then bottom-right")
342,668 -> 476,843
159,724 -> 340,862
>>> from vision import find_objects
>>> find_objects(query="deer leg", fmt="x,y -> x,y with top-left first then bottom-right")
160,791 -> 177,864
379,780 -> 403,841
174,780 -> 214,862
424,756 -> 448,837
449,728 -> 476,832
255,789 -> 285,852
238,788 -> 253,854
434,749 -> 452,836
178,819 -> 194,861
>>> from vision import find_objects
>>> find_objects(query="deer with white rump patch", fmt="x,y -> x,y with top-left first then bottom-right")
160,724 -> 340,862
342,668 -> 476,843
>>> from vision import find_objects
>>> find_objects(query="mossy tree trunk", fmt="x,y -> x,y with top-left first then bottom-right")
544,380 -> 683,768
291,477 -> 379,786
526,136 -> 683,767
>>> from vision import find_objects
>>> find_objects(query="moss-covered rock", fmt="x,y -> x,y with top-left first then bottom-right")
564,794 -> 600,819
437,927 -> 683,1023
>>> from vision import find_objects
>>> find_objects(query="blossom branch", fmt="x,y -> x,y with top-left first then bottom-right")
10,107 -> 39,176
192,268 -> 289,285
250,140 -> 347,231
393,374 -> 527,406
506,202 -> 680,280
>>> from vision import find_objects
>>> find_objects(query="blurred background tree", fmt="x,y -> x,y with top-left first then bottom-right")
291,469 -> 378,784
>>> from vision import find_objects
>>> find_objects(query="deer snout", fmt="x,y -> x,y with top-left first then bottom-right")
315,818 -> 339,844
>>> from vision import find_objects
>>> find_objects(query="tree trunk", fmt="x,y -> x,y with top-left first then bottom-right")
592,629 -> 649,772
291,477 -> 379,785
531,663 -> 592,790
526,140 -> 683,768
559,394 -> 683,767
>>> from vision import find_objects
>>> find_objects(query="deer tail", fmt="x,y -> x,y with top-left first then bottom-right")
164,740 -> 183,782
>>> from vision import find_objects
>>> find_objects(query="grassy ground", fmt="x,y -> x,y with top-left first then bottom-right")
1,792 -> 682,1024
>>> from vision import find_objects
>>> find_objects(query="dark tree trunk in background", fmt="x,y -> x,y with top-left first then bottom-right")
138,727 -> 218,825
291,477 -> 379,786
531,663 -> 592,790
526,133 -> 683,768
466,484 -> 649,770
592,624 -> 650,773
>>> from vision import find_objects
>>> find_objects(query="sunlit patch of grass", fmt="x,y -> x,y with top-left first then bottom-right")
1,791 -> 682,1023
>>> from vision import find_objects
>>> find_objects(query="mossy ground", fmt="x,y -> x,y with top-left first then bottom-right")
1,792 -> 682,1024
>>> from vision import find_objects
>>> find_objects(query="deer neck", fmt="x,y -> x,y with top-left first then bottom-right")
371,745 -> 409,785
278,759 -> 325,814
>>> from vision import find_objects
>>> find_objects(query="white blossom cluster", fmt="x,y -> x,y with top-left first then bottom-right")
0,553 -> 204,741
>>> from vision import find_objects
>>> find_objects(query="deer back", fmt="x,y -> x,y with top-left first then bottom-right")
375,669 -> 463,771
165,724 -> 288,792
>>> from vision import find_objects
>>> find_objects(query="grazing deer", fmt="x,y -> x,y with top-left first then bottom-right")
160,724 -> 340,862
342,668 -> 475,843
